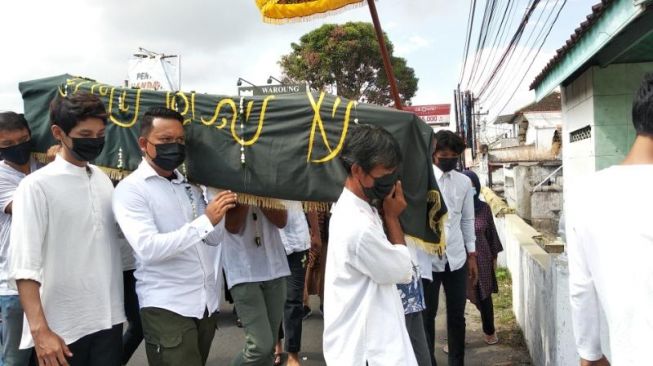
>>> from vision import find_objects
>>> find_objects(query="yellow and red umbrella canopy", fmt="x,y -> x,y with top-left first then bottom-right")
255,0 -> 364,23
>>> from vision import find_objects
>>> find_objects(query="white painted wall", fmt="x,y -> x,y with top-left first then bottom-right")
493,214 -> 577,365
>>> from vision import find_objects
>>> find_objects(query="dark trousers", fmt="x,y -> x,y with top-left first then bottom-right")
278,250 -> 307,353
141,307 -> 217,366
29,324 -> 123,366
476,287 -> 495,336
405,311 -> 431,366
122,269 -> 143,364
422,262 -> 468,366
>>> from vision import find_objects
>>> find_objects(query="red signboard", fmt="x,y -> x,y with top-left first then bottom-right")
404,104 -> 451,126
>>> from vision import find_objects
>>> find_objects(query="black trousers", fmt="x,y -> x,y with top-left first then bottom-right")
476,286 -> 495,336
278,250 -> 307,353
422,262 -> 468,366
29,324 -> 123,366
122,269 -> 144,364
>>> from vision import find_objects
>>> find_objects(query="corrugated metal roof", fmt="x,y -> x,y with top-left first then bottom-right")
529,0 -> 615,90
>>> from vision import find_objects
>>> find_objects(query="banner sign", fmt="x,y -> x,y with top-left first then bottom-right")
238,84 -> 308,96
404,104 -> 451,126
127,55 -> 180,91
19,74 -> 447,253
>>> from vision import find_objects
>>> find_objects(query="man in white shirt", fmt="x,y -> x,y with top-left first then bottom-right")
422,130 -> 478,366
275,201 -> 312,366
567,73 -> 653,366
113,107 -> 237,366
9,93 -> 125,366
222,197 -> 289,366
323,124 -> 417,366
0,112 -> 40,366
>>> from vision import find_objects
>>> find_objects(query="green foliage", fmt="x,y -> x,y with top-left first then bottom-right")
279,22 -> 418,106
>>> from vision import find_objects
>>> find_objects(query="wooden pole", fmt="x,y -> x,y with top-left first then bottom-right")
367,0 -> 402,110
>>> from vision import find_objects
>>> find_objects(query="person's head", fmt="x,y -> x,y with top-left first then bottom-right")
139,107 -> 186,173
50,92 -> 107,164
433,130 -> 465,173
340,124 -> 402,204
462,170 -> 481,200
0,112 -> 32,165
632,72 -> 653,136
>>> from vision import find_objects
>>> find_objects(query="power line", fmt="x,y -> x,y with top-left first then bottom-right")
468,0 -> 517,92
493,0 -> 569,116
480,0 -> 558,107
464,0 -> 500,88
458,0 -> 478,85
475,0 -> 542,99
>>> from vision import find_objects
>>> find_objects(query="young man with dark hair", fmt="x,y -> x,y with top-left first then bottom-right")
323,124 -> 417,365
8,92 -> 125,366
421,130 -> 478,366
113,107 -> 237,366
567,73 -> 653,366
0,111 -> 38,366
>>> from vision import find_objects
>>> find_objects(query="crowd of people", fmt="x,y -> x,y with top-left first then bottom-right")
321,126 -> 503,366
0,95 -> 325,366
1,73 -> 652,366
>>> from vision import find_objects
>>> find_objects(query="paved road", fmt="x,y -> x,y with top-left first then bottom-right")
127,292 -> 530,366
126,297 -> 326,366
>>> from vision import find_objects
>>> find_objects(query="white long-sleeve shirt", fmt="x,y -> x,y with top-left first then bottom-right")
567,165 -> 653,365
431,166 -> 476,273
113,159 -> 223,318
279,201 -> 310,255
8,156 -> 125,348
323,188 -> 416,366
0,158 -> 40,296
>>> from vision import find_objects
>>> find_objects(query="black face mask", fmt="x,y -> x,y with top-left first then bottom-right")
360,171 -> 398,206
436,157 -> 458,173
65,136 -> 105,162
150,142 -> 186,171
0,140 -> 32,165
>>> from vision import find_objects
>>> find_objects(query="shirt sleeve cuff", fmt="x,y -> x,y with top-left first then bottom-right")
190,215 -> 215,240
9,269 -> 42,290
465,242 -> 476,253
578,348 -> 604,362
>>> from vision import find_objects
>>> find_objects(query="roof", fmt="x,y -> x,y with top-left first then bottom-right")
493,92 -> 561,124
518,92 -> 561,113
530,1 -> 615,90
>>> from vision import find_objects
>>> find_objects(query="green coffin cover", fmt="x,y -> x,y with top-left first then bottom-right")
19,74 -> 448,254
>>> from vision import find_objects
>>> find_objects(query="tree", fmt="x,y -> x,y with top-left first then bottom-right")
279,22 -> 418,106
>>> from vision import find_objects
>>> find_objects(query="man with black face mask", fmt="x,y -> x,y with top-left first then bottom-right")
420,130 -> 478,366
113,107 -> 237,366
323,124 -> 418,366
0,111 -> 40,366
9,93 -> 125,366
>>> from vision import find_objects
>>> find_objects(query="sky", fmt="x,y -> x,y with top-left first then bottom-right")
0,0 -> 597,121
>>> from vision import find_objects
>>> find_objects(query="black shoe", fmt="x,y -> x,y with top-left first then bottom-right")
302,305 -> 312,320
236,318 -> 243,328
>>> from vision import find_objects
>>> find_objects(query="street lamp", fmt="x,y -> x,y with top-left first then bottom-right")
266,76 -> 285,85
237,77 -> 256,87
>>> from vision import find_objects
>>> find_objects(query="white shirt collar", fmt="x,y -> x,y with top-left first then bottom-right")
433,164 -> 445,181
52,154 -> 92,176
341,187 -> 375,215
135,158 -> 186,183
0,157 -> 39,177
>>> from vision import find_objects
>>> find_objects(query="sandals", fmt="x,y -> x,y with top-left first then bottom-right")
274,353 -> 283,366
484,333 -> 499,345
